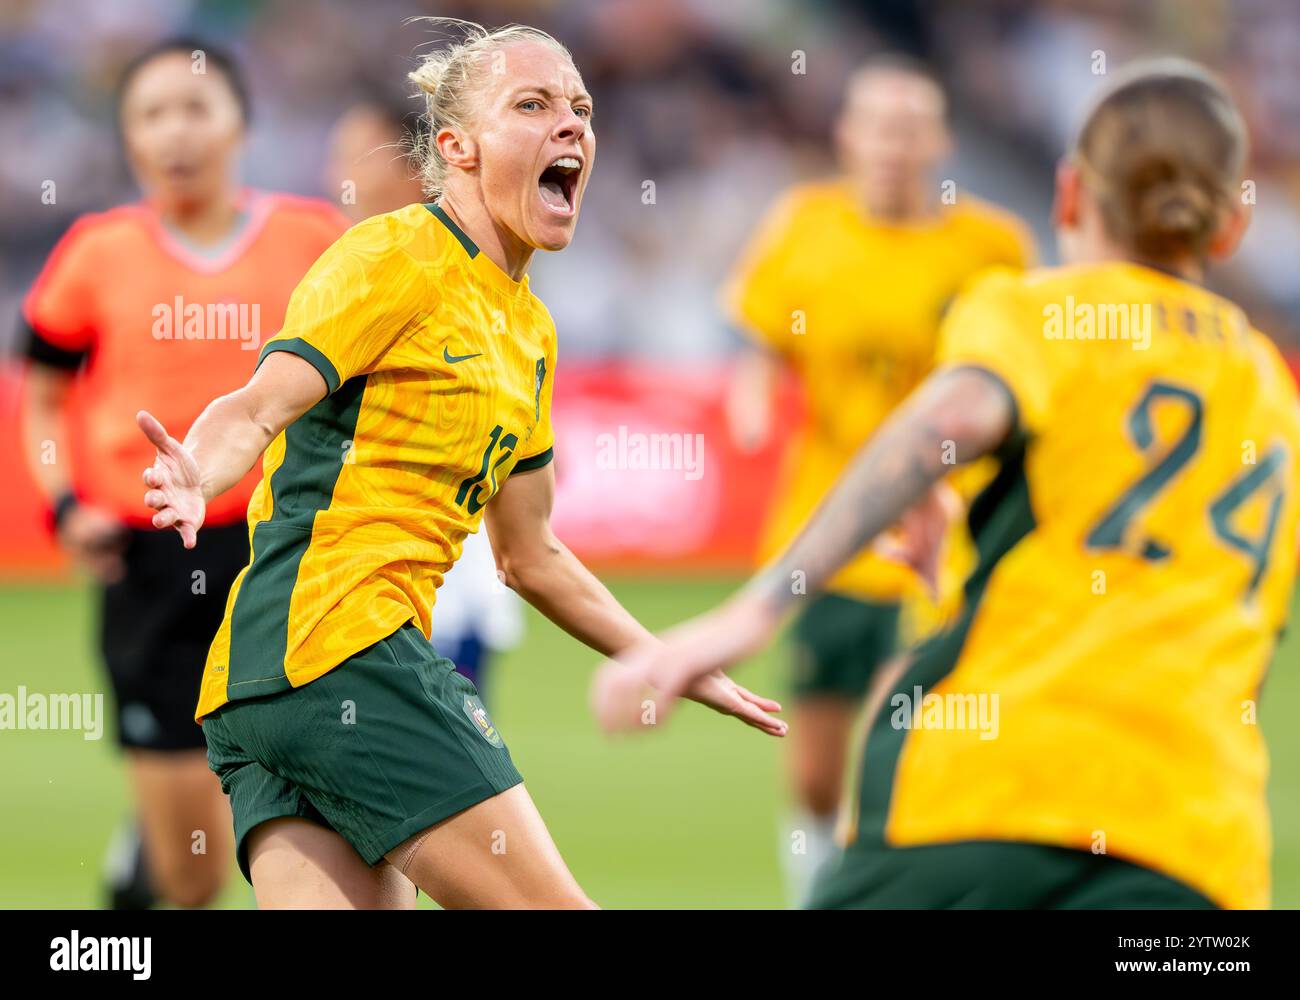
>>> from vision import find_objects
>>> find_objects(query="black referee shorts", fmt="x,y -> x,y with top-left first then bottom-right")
100,521 -> 249,751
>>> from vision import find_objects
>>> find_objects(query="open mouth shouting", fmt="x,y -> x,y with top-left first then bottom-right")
538,155 -> 582,216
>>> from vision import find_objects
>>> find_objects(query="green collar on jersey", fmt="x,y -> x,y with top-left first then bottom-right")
425,203 -> 479,260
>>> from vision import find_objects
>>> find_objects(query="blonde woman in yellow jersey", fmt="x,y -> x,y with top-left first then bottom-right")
724,55 -> 1031,901
596,58 -> 1300,909
134,21 -> 784,910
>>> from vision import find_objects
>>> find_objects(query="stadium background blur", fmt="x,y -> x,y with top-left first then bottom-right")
3,0 -> 1300,908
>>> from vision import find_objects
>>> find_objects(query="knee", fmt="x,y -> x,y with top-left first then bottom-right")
792,764 -> 843,818
151,852 -> 226,909
166,881 -> 222,909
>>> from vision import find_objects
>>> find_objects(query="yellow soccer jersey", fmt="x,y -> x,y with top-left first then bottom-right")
867,262 -> 1300,910
196,204 -> 556,719
724,179 -> 1032,601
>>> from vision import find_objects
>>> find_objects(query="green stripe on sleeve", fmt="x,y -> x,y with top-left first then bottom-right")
258,337 -> 342,394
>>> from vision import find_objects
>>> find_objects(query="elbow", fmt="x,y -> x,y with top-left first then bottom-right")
497,559 -> 536,601
923,373 -> 1015,464
494,539 -> 563,599
496,557 -> 525,597
932,407 -> 1003,459
242,394 -> 280,443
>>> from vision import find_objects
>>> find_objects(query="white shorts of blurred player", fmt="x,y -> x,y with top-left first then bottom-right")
427,525 -> 524,700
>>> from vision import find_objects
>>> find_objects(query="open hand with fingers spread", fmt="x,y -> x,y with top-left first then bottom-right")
590,597 -> 784,736
137,410 -> 206,549
681,670 -> 786,736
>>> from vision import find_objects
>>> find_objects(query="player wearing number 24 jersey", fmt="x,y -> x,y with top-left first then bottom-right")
863,259 -> 1300,910
197,202 -> 555,719
592,58 -> 1300,911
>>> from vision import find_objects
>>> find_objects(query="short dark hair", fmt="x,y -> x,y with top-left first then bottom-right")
845,51 -> 947,119
854,51 -> 942,89
117,36 -> 251,123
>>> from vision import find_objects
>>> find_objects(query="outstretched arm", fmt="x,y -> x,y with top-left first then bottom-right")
591,366 -> 1016,733
139,351 -> 329,547
485,462 -> 652,656
486,462 -> 786,736
744,366 -> 1013,615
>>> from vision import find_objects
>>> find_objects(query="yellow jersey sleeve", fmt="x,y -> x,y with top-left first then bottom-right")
977,209 -> 1037,272
515,330 -> 556,470
722,190 -> 805,354
258,215 -> 430,393
935,268 -> 1061,435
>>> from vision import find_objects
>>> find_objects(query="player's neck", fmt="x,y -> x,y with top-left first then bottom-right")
1063,228 -> 1205,284
152,192 -> 243,247
850,179 -> 938,225
436,193 -> 534,282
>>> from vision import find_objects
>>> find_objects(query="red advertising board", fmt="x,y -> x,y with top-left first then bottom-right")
548,362 -> 801,571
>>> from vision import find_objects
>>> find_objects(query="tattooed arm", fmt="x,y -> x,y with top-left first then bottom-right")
743,366 -> 1015,616
590,366 -> 1016,733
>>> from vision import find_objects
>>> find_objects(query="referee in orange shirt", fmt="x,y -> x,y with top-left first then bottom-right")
19,38 -> 345,908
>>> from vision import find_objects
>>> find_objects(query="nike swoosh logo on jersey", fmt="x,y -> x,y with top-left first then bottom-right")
444,347 -> 484,364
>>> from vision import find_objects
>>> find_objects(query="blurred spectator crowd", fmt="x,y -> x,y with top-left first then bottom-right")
3,0 -> 1299,362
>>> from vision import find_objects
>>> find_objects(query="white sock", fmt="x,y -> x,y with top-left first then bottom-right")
780,810 -> 838,908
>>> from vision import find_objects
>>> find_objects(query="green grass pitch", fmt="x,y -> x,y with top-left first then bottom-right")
2,577 -> 1298,909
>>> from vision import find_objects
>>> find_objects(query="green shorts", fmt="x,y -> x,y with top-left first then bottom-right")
790,593 -> 901,699
202,623 -> 523,883
807,839 -> 1217,909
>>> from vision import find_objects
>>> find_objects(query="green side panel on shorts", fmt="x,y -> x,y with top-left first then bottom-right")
855,432 -> 1036,844
225,375 -> 368,700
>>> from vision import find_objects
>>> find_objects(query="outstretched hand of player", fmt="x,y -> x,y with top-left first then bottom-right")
591,597 -> 785,736
138,410 -> 206,549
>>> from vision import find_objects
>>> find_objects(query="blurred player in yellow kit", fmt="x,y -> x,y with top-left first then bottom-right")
723,55 -> 1032,901
598,58 -> 1300,910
